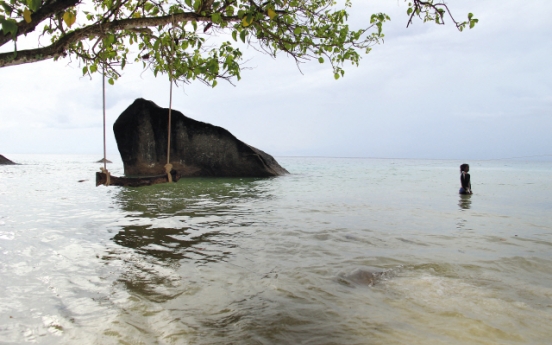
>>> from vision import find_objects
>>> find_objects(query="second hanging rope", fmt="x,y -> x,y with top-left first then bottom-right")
164,79 -> 173,182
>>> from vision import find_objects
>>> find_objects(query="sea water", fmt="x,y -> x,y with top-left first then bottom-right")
0,155 -> 551,344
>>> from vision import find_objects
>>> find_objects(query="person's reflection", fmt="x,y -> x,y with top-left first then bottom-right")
456,194 -> 472,230
458,194 -> 472,210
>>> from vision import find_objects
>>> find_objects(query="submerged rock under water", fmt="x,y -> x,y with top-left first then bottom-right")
337,268 -> 395,287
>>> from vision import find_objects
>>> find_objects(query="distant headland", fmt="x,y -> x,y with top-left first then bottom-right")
0,154 -> 16,165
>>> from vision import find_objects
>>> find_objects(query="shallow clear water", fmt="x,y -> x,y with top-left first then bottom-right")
1,155 -> 551,344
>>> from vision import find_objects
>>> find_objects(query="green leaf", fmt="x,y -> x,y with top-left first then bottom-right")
1,2 -> 13,15
0,17 -> 17,37
334,73 -> 339,80
239,30 -> 246,43
105,34 -> 115,45
242,15 -> 252,27
27,0 -> 40,12
231,30 -> 237,41
211,13 -> 222,24
108,78 -> 114,85
82,66 -> 88,75
193,0 -> 201,12
318,57 -> 324,63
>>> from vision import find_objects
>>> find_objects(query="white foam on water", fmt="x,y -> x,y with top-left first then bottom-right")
42,315 -> 64,336
0,231 -> 14,240
379,271 -> 552,344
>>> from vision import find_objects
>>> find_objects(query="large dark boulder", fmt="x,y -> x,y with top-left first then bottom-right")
0,155 -> 16,165
113,98 -> 289,177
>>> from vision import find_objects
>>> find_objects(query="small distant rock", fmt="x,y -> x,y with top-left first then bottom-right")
0,154 -> 16,165
96,158 -> 112,163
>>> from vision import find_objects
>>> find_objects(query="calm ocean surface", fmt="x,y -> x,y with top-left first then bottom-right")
1,154 -> 551,344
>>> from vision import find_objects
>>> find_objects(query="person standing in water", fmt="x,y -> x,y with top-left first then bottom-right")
459,163 -> 472,194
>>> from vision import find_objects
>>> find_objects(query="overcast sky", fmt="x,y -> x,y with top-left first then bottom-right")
1,0 -> 551,160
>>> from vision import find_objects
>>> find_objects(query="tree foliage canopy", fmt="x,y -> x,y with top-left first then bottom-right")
0,0 -> 478,85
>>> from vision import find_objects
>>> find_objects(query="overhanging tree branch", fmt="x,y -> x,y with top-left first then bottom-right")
406,0 -> 478,31
0,12 -> 240,67
0,0 -> 79,47
0,0 -> 477,85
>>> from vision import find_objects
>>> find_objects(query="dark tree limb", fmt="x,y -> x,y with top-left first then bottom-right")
0,0 -> 80,47
0,12 -> 240,67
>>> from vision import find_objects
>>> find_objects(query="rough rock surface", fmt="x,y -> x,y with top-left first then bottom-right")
0,154 -> 16,165
113,98 -> 289,177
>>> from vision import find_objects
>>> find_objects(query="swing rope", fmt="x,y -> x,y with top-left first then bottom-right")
164,78 -> 173,182
162,29 -> 179,183
101,67 -> 110,186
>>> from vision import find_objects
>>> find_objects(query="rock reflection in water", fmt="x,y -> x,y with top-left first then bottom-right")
104,177 -> 274,303
113,177 -> 273,219
111,225 -> 231,262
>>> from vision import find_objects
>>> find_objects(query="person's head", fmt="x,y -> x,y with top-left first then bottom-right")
460,164 -> 470,173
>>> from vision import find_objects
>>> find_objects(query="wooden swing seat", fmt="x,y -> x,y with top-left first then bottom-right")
96,170 -> 180,187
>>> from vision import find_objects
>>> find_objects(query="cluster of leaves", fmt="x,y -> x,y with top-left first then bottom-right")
0,0 -> 477,86
406,0 -> 478,30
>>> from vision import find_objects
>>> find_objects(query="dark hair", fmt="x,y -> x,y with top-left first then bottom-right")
460,163 -> 469,172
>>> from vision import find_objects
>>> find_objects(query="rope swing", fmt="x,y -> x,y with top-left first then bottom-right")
100,67 -> 111,186
164,30 -> 177,183
95,33 -> 179,187
164,78 -> 174,183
